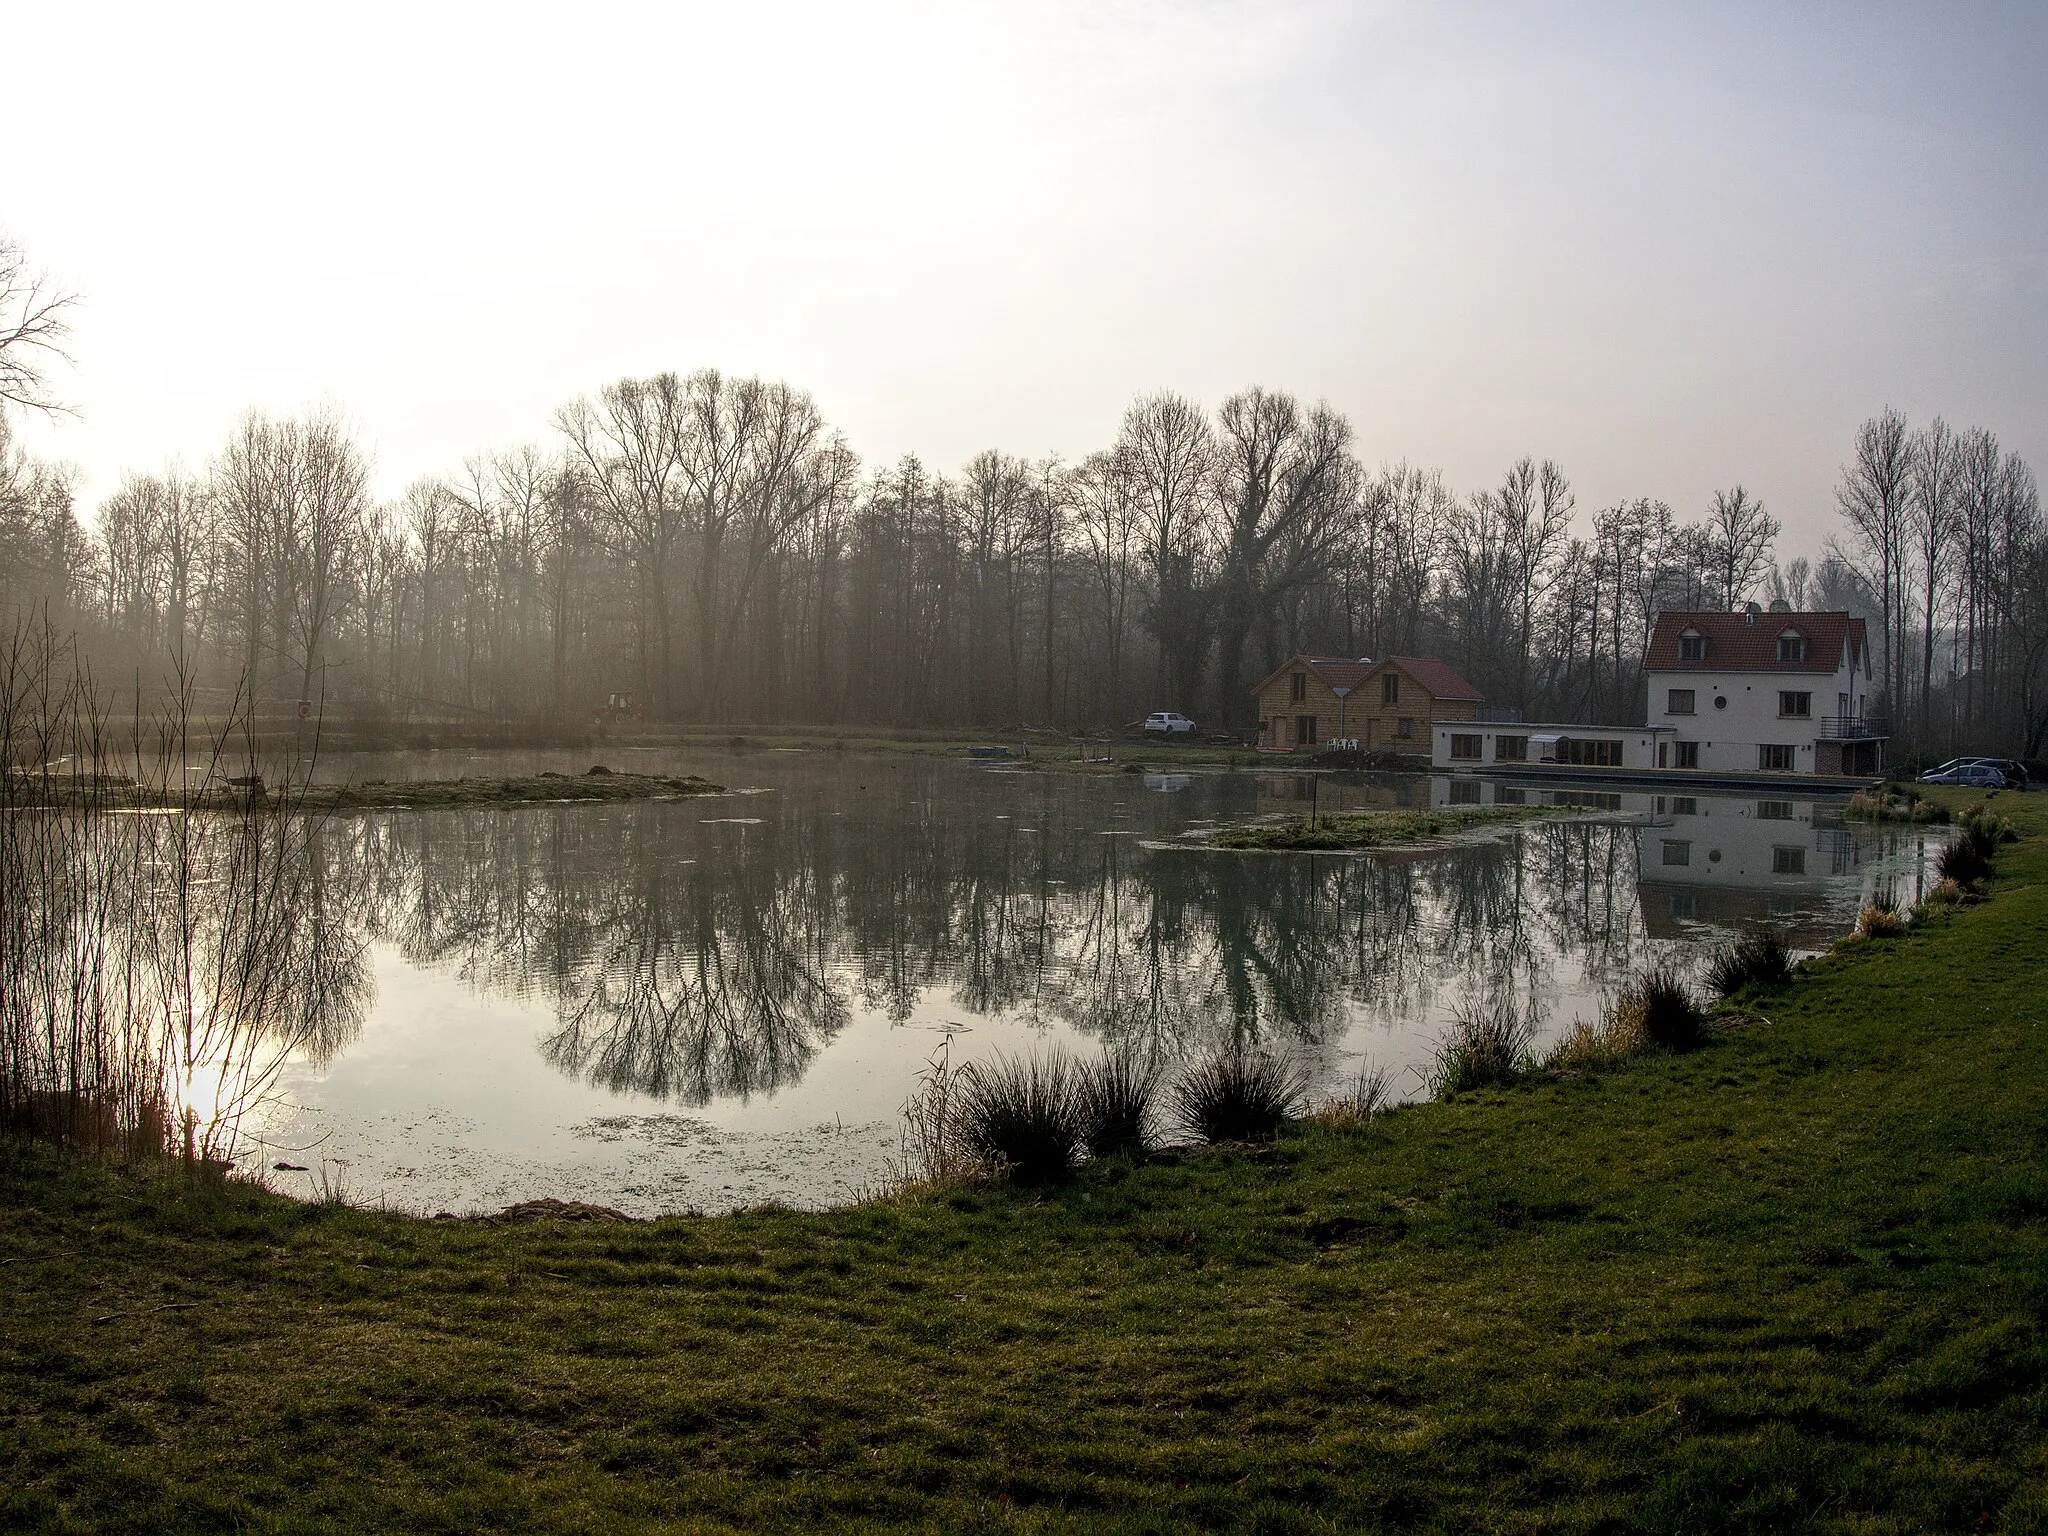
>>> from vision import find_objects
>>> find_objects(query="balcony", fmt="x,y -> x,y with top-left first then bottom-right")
1817,716 -> 1889,740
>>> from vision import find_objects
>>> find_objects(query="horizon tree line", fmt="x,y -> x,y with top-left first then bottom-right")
3,235 -> 2046,754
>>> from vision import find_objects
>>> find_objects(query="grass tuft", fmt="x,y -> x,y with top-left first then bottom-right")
1630,963 -> 1708,1049
1169,1049 -> 1305,1143
1310,1063 -> 1396,1126
953,1052 -> 1083,1183
1428,998 -> 1535,1096
1704,927 -> 1794,999
1075,1051 -> 1159,1157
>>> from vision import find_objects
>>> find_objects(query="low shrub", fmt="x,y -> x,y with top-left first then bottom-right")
1631,964 -> 1708,1050
1428,998 -> 1534,1097
1169,1049 -> 1306,1143
954,1051 -> 1083,1183
1704,928 -> 1794,1000
1859,902 -> 1907,939
1915,878 -> 1969,921
1075,1051 -> 1158,1157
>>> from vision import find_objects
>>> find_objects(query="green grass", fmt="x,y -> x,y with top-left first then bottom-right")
1210,803 -> 1565,850
3,789 -> 2046,1532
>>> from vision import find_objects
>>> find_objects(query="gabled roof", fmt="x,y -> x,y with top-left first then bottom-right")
1251,654 -> 1483,702
1382,655 -> 1483,702
1644,610 -> 1865,675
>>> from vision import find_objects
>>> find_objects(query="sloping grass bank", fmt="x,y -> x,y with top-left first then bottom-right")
3,796 -> 2045,1533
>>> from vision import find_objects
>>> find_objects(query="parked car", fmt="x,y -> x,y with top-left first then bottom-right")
1970,758 -> 2032,790
1918,762 -> 2008,788
1143,712 -> 1196,735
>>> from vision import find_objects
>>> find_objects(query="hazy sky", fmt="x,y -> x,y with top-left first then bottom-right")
8,1 -> 2046,556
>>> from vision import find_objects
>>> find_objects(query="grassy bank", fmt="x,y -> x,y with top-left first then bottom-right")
1208,803 -> 1566,850
3,793 -> 2045,1533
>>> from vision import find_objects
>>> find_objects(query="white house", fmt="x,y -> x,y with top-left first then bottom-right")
1644,606 -> 1882,776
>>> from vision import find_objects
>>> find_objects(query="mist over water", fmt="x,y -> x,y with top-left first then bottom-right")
245,750 -> 1942,1214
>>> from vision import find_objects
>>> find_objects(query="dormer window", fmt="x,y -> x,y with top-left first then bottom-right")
1777,630 -> 1806,663
1678,631 -> 1705,662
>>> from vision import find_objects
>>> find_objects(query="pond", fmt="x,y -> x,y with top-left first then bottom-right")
241,748 -> 1944,1215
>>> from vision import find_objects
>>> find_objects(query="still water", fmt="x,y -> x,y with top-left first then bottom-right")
245,748 -> 1943,1215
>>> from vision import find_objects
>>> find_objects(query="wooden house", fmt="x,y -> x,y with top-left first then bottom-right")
1253,655 -> 1482,752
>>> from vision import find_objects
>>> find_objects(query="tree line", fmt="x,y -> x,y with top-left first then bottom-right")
3,235 -> 2045,753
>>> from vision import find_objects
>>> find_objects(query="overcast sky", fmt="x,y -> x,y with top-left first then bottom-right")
8,0 -> 2046,556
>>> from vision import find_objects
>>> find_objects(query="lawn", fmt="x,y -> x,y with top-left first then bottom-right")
2,790 -> 2044,1533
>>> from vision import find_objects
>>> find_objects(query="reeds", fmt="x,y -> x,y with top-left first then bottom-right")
0,624 -> 356,1169
1427,997 -> 1534,1097
1168,1049 -> 1306,1143
1704,928 -> 1793,1000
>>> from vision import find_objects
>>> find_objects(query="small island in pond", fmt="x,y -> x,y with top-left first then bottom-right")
296,768 -> 726,813
1203,804 -> 1570,851
5,767 -> 727,813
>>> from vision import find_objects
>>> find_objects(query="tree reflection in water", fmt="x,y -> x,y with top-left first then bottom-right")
311,769 -> 1666,1107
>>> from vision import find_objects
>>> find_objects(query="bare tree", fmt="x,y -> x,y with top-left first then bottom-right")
1836,408 -> 1914,709
1702,485 -> 1780,610
0,234 -> 78,418
1117,392 -> 1215,711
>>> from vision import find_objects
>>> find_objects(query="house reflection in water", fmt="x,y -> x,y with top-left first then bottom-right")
1633,794 -> 1934,945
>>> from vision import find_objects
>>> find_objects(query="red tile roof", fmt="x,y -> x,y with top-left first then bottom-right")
1645,610 -> 1866,674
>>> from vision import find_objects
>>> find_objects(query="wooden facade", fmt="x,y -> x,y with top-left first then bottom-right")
1252,655 -> 1482,753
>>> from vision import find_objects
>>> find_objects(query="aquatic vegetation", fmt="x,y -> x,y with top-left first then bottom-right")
1844,787 -> 1950,824
1210,805 -> 1557,851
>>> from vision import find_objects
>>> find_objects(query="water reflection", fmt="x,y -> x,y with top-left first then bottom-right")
286,765 -> 1917,1109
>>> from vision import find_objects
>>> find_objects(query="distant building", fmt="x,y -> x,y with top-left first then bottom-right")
1426,606 -> 1883,778
1253,655 -> 1480,752
1643,606 -> 1882,776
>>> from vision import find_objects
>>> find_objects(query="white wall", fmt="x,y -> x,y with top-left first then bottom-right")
1644,651 -> 1865,775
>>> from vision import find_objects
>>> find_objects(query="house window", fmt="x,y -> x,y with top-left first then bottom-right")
1495,787 -> 1526,805
1772,845 -> 1806,875
1672,796 -> 1698,816
1448,733 -> 1483,760
1449,779 -> 1481,804
1290,671 -> 1307,702
1675,742 -> 1699,769
1667,689 -> 1695,715
1661,840 -> 1691,867
1669,892 -> 1700,920
1565,738 -> 1624,767
1679,632 -> 1705,661
1759,744 -> 1795,771
1295,714 -> 1317,746
1757,800 -> 1793,820
1382,674 -> 1400,705
1494,735 -> 1527,762
1779,691 -> 1811,718
1778,632 -> 1807,663
1398,717 -> 1415,740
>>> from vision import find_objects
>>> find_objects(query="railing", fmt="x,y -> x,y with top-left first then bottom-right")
1816,716 -> 1889,739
